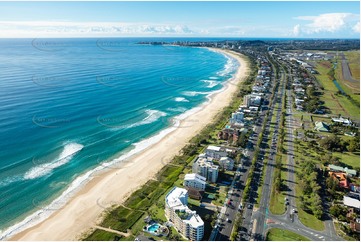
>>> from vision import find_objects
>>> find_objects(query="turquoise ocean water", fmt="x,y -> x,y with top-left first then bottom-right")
0,38 -> 238,238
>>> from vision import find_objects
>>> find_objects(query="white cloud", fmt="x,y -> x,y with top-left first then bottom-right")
295,13 -> 359,34
292,24 -> 300,36
352,22 -> 360,33
0,21 -> 195,37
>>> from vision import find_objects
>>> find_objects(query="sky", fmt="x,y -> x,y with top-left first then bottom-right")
0,1 -> 359,38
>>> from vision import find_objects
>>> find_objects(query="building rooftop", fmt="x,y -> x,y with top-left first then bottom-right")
184,173 -> 206,185
344,196 -> 360,209
207,145 -> 221,151
220,157 -> 234,162
328,165 -> 357,176
314,121 -> 330,132
165,187 -> 188,209
187,213 -> 204,228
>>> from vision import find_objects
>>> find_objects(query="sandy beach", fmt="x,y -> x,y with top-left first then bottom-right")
10,49 -> 250,241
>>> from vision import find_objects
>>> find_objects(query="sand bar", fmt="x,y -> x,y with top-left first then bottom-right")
11,48 -> 250,240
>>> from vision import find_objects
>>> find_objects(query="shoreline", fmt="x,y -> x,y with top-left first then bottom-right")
9,48 -> 250,241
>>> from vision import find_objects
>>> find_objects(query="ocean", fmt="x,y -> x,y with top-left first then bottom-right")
0,38 -> 238,238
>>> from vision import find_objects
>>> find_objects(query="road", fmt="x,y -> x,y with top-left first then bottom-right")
339,52 -> 359,83
250,62 -> 287,241
212,56 -> 273,241
213,101 -> 269,240
252,59 -> 343,241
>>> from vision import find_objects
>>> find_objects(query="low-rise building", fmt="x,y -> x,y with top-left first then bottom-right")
165,187 -> 204,241
343,196 -> 360,209
314,121 -> 330,132
329,171 -> 349,189
219,157 -> 235,171
184,173 -> 206,191
205,145 -> 228,159
218,128 -> 240,143
332,117 -> 352,126
328,165 -> 357,177
230,111 -> 244,125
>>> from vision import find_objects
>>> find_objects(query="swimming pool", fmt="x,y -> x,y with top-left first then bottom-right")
147,223 -> 160,233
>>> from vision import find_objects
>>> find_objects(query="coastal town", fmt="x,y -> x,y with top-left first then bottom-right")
1,1 -> 360,241
82,39 -> 360,241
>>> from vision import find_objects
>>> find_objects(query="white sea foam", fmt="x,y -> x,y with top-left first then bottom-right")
166,107 -> 188,113
0,175 -> 23,188
112,109 -> 166,130
209,76 -> 218,80
23,143 -> 84,180
202,80 -> 219,88
216,54 -> 239,77
182,91 -> 210,97
174,97 -> 189,102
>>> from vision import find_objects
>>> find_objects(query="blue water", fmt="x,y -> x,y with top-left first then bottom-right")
332,80 -> 345,94
0,38 -> 238,238
147,223 -> 160,233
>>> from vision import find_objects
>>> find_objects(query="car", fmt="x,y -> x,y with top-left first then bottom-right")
238,203 -> 243,211
292,209 -> 297,213
247,204 -> 252,209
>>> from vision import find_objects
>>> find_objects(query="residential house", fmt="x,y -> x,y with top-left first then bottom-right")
217,128 -> 240,143
332,117 -> 352,126
314,121 -> 330,132
329,171 -> 349,189
328,165 -> 357,177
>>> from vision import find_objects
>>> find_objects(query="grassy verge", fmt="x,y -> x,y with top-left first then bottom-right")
266,228 -> 310,241
269,154 -> 286,215
293,140 -> 325,231
315,61 -> 359,118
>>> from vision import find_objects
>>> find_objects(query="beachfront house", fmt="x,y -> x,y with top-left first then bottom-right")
165,187 -> 204,241
183,173 -> 206,191
218,128 -> 240,143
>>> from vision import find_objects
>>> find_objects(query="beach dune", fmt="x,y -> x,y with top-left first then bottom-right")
11,49 -> 250,240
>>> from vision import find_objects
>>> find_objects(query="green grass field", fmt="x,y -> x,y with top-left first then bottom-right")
333,152 -> 360,169
266,228 -> 310,241
315,62 -> 359,118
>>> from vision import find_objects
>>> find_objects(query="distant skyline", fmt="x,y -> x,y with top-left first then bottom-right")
0,1 -> 359,38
